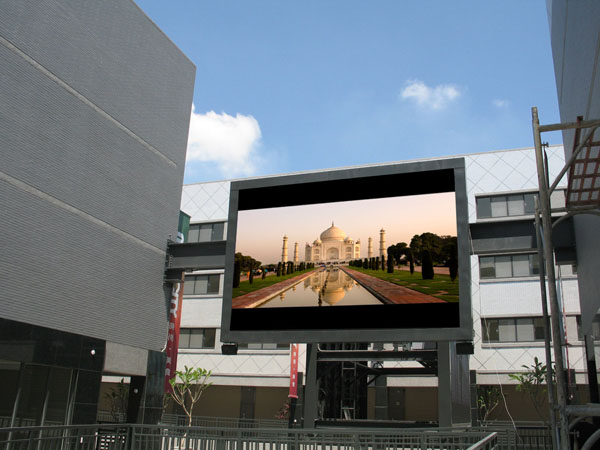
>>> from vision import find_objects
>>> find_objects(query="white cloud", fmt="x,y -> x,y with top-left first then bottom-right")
492,99 -> 509,108
186,105 -> 262,177
399,80 -> 461,110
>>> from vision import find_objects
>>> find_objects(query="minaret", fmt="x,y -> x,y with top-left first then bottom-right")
282,235 -> 288,263
379,228 -> 386,258
368,237 -> 373,258
294,242 -> 299,265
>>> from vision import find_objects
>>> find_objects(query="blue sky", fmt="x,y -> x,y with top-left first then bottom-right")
135,1 -> 562,183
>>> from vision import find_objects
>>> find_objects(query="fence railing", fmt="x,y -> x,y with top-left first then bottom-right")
98,412 -> 551,447
0,423 -> 497,450
159,414 -> 289,429
473,424 -> 552,450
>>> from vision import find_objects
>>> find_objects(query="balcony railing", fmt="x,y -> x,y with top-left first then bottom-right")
0,423 -> 497,450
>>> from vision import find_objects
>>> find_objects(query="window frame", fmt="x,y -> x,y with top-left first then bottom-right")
237,343 -> 290,351
187,221 -> 226,243
178,328 -> 217,349
479,254 -> 539,279
184,274 -> 221,295
481,317 -> 546,344
476,192 -> 537,220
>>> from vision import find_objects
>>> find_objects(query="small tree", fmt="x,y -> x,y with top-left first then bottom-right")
477,385 -> 501,424
387,256 -> 394,273
249,268 -> 254,284
262,268 -> 266,280
381,255 -> 385,271
449,255 -> 458,282
168,366 -> 212,427
448,243 -> 458,282
363,258 -> 368,269
421,250 -> 434,280
408,249 -> 415,275
276,399 -> 290,419
104,378 -> 129,422
509,357 -> 554,421
375,257 -> 380,270
277,262 -> 282,276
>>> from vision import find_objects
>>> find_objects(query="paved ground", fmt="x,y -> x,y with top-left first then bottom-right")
341,267 -> 446,304
232,269 -> 319,308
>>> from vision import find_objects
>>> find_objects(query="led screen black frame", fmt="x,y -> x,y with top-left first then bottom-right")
221,158 -> 472,343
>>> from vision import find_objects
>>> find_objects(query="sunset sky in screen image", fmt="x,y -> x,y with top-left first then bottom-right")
236,192 -> 456,265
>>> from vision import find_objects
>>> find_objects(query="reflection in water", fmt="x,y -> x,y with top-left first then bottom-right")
258,267 -> 382,308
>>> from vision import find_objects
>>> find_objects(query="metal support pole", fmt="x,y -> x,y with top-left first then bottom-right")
532,106 -> 571,449
584,335 -> 600,427
438,342 -> 452,428
539,118 -> 600,133
303,343 -> 318,428
534,198 -> 558,450
372,342 -> 387,420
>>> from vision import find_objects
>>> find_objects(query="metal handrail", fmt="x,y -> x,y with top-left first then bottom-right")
467,432 -> 498,450
0,423 -> 498,450
159,413 -> 288,428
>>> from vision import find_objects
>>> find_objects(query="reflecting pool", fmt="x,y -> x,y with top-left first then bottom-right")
257,267 -> 383,308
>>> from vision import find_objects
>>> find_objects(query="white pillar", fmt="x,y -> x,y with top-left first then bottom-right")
294,242 -> 299,265
282,235 -> 288,263
379,228 -> 386,258
368,237 -> 373,258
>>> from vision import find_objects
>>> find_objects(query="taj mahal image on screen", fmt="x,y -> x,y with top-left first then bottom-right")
280,222 -> 387,265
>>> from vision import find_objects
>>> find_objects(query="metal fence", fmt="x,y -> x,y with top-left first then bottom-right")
470,425 -> 552,450
93,414 -> 555,450
159,415 -> 289,429
0,423 -> 497,450
96,412 -> 289,429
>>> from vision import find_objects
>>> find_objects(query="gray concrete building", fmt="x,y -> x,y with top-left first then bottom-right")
172,146 -> 590,424
0,0 -> 195,425
547,0 -> 600,338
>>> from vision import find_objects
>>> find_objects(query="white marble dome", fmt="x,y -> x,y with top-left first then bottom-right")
320,222 -> 347,241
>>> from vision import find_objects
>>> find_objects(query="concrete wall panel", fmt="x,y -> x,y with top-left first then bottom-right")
0,0 -> 195,350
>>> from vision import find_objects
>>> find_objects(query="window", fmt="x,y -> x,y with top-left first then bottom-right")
179,328 -> 216,349
476,193 -> 536,219
187,222 -> 225,242
185,274 -> 221,295
482,318 -> 545,343
479,254 -> 539,279
238,343 -> 290,350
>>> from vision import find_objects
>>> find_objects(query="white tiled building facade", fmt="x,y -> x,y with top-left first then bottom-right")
176,146 -> 588,421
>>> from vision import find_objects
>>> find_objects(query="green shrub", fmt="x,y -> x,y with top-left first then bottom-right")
421,250 -> 434,280
233,260 -> 241,288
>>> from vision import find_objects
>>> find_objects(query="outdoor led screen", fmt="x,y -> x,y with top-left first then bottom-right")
221,158 -> 472,343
